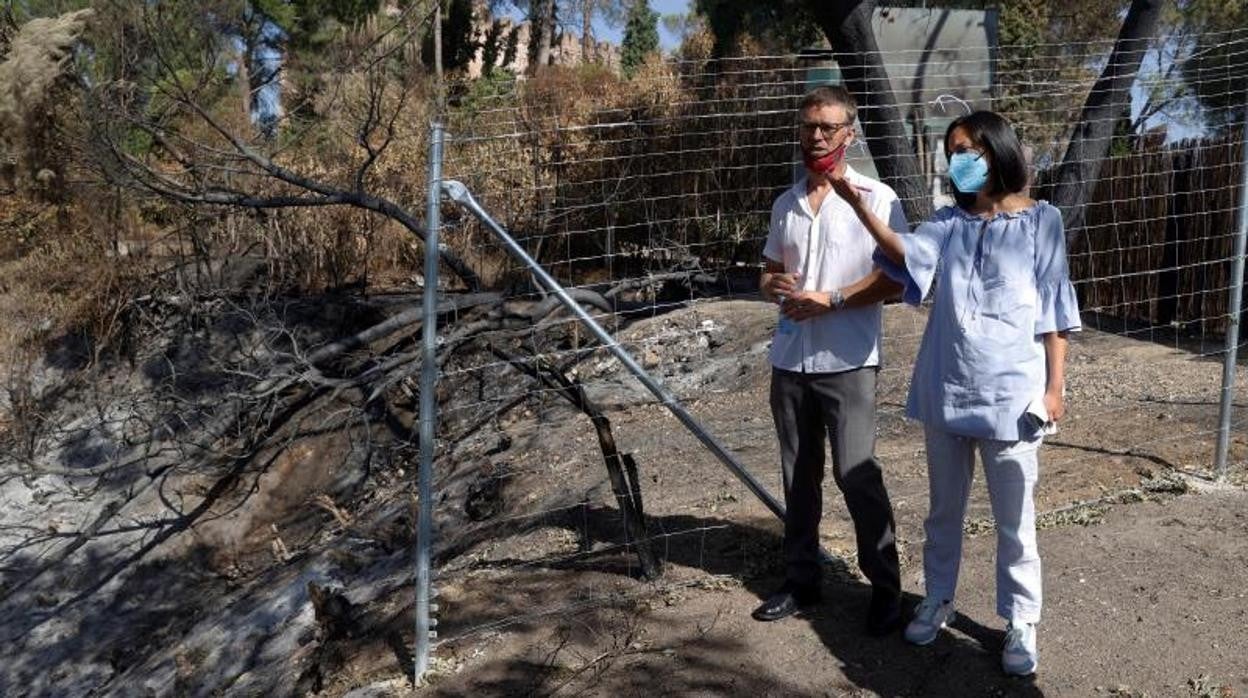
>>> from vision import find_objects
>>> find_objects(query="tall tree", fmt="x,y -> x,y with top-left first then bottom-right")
575,0 -> 625,63
81,2 -> 482,287
693,0 -> 819,57
1048,0 -> 1165,232
580,0 -> 596,59
528,0 -> 556,73
620,0 -> 659,77
274,0 -> 382,120
478,18 -> 506,75
442,0 -> 477,70
420,0 -> 477,78
213,0 -> 386,131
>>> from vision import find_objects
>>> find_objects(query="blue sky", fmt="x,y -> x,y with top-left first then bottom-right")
605,0 -> 691,51
502,0 -> 692,52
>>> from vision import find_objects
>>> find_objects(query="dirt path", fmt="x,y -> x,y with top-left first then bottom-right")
426,486 -> 1247,697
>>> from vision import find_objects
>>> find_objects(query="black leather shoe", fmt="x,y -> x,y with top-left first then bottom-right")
866,590 -> 903,636
751,586 -> 820,622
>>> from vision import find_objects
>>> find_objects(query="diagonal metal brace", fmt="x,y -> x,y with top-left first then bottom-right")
443,180 -> 842,565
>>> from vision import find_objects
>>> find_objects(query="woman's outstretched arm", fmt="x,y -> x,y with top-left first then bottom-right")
827,169 -> 906,264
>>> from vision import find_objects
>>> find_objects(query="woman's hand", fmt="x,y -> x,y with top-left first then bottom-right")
1041,331 -> 1070,423
827,168 -> 863,209
826,171 -> 906,265
1043,387 -> 1065,422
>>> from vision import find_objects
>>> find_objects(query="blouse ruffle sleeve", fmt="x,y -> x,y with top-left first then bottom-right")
1035,279 -> 1081,334
1033,203 -> 1082,334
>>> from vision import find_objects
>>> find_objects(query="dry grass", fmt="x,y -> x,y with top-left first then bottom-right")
0,9 -> 796,437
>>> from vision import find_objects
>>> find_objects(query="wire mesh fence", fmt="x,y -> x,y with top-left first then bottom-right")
416,27 -> 1248,676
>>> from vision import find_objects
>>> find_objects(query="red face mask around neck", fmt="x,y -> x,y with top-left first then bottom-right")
803,144 -> 846,174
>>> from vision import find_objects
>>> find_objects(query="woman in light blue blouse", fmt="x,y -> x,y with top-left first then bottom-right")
829,111 -> 1080,677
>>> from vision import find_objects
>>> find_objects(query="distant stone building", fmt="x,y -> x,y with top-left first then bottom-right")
550,27 -> 621,71
466,1 -> 620,78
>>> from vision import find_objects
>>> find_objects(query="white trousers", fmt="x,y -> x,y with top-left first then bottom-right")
922,425 -> 1043,623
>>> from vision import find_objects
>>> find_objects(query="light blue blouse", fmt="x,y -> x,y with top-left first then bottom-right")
875,201 -> 1082,441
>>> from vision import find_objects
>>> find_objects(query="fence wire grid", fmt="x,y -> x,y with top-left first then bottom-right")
413,27 -> 1248,679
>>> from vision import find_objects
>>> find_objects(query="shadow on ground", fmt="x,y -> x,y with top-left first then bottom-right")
438,505 -> 1046,697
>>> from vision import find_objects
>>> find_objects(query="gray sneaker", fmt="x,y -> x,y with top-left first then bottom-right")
1002,622 -> 1038,676
904,597 -> 955,645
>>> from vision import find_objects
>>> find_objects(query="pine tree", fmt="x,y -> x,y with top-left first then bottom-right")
620,0 -> 659,78
421,0 -> 478,73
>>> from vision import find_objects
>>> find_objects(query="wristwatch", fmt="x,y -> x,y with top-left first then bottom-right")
830,288 -> 846,310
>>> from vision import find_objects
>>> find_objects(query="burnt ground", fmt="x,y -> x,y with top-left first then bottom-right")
414,300 -> 1248,698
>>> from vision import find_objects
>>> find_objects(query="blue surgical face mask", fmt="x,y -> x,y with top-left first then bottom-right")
948,151 -> 989,194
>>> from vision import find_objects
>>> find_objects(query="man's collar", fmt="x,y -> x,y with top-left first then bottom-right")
795,163 -> 860,193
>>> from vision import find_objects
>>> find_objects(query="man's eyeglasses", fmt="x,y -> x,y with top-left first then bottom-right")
797,121 -> 852,140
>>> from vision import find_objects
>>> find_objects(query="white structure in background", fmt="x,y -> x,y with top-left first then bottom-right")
800,6 -> 999,208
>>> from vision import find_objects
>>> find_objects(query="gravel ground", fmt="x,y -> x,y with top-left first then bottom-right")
422,300 -> 1248,698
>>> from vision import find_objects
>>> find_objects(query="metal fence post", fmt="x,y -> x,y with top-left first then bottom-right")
1215,106 -> 1248,480
415,122 -> 445,682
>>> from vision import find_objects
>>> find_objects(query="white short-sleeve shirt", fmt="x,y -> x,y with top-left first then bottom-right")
762,166 -> 910,374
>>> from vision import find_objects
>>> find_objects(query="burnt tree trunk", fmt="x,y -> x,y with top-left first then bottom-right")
490,344 -> 662,579
806,0 -> 932,224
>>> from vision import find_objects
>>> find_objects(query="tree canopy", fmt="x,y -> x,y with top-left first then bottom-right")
1180,0 -> 1248,131
621,0 -> 659,77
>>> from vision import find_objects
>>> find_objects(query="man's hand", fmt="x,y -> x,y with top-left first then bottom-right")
781,291 -> 833,321
761,270 -> 800,302
1043,388 -> 1065,422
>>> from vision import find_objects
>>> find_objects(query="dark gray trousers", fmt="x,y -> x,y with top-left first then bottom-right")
769,366 -> 901,596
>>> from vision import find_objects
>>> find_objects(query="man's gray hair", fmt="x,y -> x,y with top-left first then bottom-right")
798,85 -> 858,122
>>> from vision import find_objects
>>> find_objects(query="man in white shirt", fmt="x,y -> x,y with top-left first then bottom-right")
752,86 -> 909,635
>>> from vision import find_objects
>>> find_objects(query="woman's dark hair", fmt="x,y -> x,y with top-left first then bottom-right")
944,111 -> 1029,196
